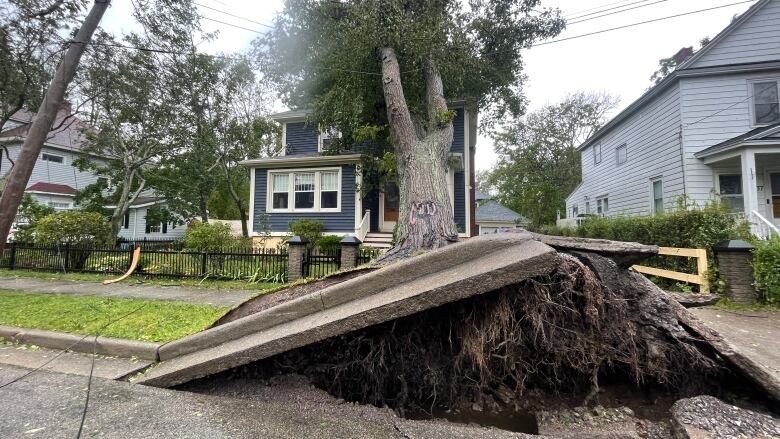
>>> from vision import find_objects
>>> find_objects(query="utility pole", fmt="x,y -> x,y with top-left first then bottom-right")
0,0 -> 111,250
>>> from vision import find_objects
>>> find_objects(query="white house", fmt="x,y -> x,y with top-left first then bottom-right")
0,106 -> 104,212
111,194 -> 187,242
565,0 -> 780,239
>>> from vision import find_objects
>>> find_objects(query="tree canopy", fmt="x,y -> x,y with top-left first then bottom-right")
484,92 -> 618,228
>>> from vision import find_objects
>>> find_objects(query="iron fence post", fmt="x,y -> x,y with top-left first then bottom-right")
201,251 -> 208,277
64,243 -> 71,271
8,242 -> 17,270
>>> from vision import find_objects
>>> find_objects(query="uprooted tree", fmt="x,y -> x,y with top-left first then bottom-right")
255,0 -> 565,258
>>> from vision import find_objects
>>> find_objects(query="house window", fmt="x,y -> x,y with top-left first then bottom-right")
593,144 -> 602,164
294,173 -> 315,209
147,223 -> 161,233
718,174 -> 744,213
41,153 -> 64,163
585,201 -> 591,214
596,197 -> 608,215
320,171 -> 339,209
616,144 -> 627,165
47,201 -> 70,210
269,168 -> 341,212
123,213 -> 130,229
652,179 -> 664,215
753,81 -> 780,125
571,205 -> 578,217
318,128 -> 341,152
272,174 -> 289,209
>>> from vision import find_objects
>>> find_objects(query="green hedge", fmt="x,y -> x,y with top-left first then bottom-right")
537,202 -> 752,292
754,237 -> 780,304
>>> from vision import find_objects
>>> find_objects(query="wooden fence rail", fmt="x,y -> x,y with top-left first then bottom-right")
631,246 -> 709,293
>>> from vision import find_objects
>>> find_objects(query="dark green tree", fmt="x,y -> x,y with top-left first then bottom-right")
255,0 -> 564,258
485,92 -> 618,228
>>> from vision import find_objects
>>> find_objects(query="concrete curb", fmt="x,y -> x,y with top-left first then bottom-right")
0,325 -> 161,361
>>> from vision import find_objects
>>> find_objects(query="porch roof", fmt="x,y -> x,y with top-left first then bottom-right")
695,123 -> 780,159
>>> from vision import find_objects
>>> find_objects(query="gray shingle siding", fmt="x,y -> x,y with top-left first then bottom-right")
284,122 -> 319,156
253,165 -> 357,233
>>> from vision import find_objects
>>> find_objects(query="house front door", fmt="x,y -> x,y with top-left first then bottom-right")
380,183 -> 399,233
771,173 -> 780,226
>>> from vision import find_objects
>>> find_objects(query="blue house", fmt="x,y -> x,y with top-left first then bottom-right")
243,106 -> 477,248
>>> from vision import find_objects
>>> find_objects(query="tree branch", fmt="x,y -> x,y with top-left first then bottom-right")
380,47 -> 417,150
423,56 -> 448,129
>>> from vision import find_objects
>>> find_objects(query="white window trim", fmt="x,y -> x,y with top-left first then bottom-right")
596,195 -> 609,216
593,144 -> 602,165
714,172 -> 745,211
41,152 -> 65,164
266,167 -> 342,213
317,127 -> 342,153
650,177 -> 664,215
615,144 -> 627,166
748,77 -> 780,128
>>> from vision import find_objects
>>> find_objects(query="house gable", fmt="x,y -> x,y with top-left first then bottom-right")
684,0 -> 780,69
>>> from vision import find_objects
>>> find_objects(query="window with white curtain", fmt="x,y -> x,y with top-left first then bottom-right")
320,171 -> 339,209
268,168 -> 341,212
272,174 -> 289,209
753,81 -> 780,125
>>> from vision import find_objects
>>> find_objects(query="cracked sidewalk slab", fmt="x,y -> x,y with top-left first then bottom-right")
137,233 -> 561,388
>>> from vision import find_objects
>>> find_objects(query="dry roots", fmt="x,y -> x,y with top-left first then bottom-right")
240,251 -> 724,415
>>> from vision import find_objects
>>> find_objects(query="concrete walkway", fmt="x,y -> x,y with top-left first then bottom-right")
0,275 -> 256,307
689,307 -> 780,386
0,364 -> 532,439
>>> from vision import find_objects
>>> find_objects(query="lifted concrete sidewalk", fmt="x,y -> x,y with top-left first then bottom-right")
0,275 -> 255,306
0,344 -> 152,380
137,233 -> 562,387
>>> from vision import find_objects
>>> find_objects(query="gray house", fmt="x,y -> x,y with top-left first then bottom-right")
242,106 -> 477,248
565,0 -> 780,239
475,199 -> 528,235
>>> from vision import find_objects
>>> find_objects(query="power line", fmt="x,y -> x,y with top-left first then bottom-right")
564,0 -> 646,18
567,0 -> 655,21
194,2 -> 274,29
200,15 -> 267,34
568,0 -> 671,25
534,0 -> 756,47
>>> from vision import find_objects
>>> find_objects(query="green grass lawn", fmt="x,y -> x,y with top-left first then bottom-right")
0,290 -> 229,342
0,268 -> 281,292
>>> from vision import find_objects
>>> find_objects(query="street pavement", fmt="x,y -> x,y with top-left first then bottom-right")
0,364 -> 532,439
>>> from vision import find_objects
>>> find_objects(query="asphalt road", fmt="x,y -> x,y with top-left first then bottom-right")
0,364 -> 531,439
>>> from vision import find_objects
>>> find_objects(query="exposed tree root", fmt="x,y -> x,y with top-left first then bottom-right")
240,251 -> 728,416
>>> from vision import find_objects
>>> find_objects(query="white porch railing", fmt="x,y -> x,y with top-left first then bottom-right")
356,210 -> 371,242
749,210 -> 780,240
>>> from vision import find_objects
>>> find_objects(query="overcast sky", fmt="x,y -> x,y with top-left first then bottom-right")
101,0 -> 758,171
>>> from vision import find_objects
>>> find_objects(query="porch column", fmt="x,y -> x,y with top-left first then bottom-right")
741,149 -> 759,215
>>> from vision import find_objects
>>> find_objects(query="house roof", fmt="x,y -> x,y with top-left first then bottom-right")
577,0 -> 772,152
1,106 -> 92,153
241,153 -> 362,167
26,182 -> 77,196
475,190 -> 490,201
694,123 -> 780,158
475,200 -> 525,223
269,109 -> 311,122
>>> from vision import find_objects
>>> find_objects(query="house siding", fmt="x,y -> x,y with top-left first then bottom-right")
253,164 -> 357,233
454,171 -> 466,231
567,83 -> 684,216
284,122 -> 319,156
0,143 -> 102,194
680,68 -> 780,207
116,206 -> 186,241
688,0 -> 780,69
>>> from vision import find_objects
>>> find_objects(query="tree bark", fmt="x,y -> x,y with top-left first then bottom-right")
223,165 -> 249,237
0,0 -> 111,250
198,189 -> 209,223
380,48 -> 458,259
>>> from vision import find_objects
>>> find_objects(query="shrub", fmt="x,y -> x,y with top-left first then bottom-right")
12,194 -> 54,243
288,219 -> 324,246
754,237 -> 780,304
184,221 -> 237,252
537,201 -> 752,293
34,210 -> 111,247
317,235 -> 343,252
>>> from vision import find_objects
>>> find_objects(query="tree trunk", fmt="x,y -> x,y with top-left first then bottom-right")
0,0 -> 111,250
109,170 -> 145,239
224,168 -> 249,238
380,48 -> 458,259
198,189 -> 209,223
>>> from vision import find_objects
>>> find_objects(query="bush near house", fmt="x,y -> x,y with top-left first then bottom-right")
184,221 -> 238,251
537,201 -> 752,292
32,211 -> 112,270
754,237 -> 780,304
288,219 -> 324,247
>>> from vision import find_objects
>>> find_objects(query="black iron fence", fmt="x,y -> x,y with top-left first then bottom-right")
357,246 -> 382,265
302,247 -> 341,279
0,243 -> 288,282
